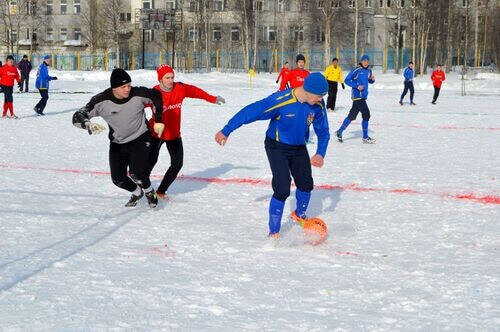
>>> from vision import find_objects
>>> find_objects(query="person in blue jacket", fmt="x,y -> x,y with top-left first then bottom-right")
34,55 -> 57,115
215,73 -> 330,238
399,61 -> 416,105
335,54 -> 376,144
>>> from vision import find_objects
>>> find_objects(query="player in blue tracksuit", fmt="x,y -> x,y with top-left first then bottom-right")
34,55 -> 57,115
335,54 -> 376,143
399,61 -> 416,105
215,72 -> 330,237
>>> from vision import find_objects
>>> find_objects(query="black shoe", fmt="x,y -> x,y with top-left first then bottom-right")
399,101 -> 403,106
125,190 -> 144,207
335,130 -> 343,143
431,101 -> 436,105
145,189 -> 158,208
410,102 -> 416,105
362,136 -> 376,144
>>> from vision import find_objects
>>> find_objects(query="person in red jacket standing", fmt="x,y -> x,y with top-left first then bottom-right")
431,64 -> 446,104
148,64 -> 225,199
286,54 -> 310,88
276,61 -> 290,91
0,55 -> 21,118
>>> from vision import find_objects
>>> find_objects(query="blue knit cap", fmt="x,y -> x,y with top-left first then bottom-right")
303,72 -> 328,96
360,54 -> 370,62
43,55 -> 51,60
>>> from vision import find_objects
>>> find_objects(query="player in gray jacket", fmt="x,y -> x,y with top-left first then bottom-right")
72,68 -> 165,208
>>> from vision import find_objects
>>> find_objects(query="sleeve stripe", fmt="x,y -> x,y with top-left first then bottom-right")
263,95 -> 297,113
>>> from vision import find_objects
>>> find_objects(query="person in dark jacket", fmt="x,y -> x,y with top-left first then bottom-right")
17,55 -> 32,92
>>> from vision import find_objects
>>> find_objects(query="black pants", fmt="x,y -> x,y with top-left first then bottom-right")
109,131 -> 152,192
20,74 -> 29,92
432,86 -> 441,102
265,137 -> 313,202
326,80 -> 338,110
400,81 -> 414,102
148,136 -> 184,194
2,86 -> 13,103
35,89 -> 49,113
347,99 -> 370,121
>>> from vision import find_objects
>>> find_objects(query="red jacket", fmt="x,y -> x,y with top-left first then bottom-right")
277,67 -> 290,91
286,68 -> 310,88
0,64 -> 20,87
149,82 -> 217,141
431,70 -> 446,88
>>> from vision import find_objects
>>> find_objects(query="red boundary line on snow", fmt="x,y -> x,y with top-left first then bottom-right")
0,164 -> 498,205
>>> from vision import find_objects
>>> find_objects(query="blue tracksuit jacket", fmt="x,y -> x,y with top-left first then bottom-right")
344,65 -> 375,100
221,89 -> 330,157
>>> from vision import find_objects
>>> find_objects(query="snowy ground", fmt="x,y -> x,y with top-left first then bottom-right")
0,69 -> 499,330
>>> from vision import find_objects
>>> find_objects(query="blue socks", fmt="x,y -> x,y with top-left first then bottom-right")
362,120 -> 369,139
338,117 -> 352,134
295,189 -> 311,218
268,196 -> 285,235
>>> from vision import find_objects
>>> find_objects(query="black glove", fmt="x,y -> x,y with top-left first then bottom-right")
341,83 -> 345,90
52,77 -> 58,80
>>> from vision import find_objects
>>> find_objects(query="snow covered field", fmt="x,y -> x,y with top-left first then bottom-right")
0,69 -> 499,330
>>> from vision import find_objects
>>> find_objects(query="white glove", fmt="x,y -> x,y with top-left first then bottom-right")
85,121 -> 106,135
216,96 -> 226,105
153,123 -> 165,137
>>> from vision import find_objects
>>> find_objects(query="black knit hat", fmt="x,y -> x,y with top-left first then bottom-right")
296,54 -> 305,63
110,68 -> 131,88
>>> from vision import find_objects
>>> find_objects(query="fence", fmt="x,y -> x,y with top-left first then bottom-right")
1,47 -> 493,73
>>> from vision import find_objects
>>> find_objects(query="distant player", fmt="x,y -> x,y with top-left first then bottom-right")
324,57 -> 345,111
34,55 -> 58,115
286,54 -> 310,88
147,64 -> 226,199
214,72 -> 330,238
431,64 -> 446,104
72,68 -> 164,208
335,55 -> 376,144
276,61 -> 290,91
399,61 -> 416,106
0,55 -> 21,119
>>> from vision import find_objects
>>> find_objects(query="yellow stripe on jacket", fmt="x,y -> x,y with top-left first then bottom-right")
324,65 -> 344,83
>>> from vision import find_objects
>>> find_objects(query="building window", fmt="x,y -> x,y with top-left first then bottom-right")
264,26 -> 276,42
120,13 -> 132,22
317,1 -> 324,9
278,0 -> 290,12
214,0 -> 224,11
188,1 -> 198,11
74,28 -> 81,40
462,0 -> 468,7
365,28 -> 372,44
60,28 -> 67,41
74,0 -> 81,14
231,26 -> 240,41
387,0 -> 391,7
166,1 -> 175,10
46,0 -> 53,14
379,0 -> 384,7
316,26 -> 325,42
290,26 -> 303,42
333,0 -> 340,8
212,26 -> 222,41
253,0 -> 263,11
145,30 -> 154,42
365,0 -> 372,7
188,27 -> 198,42
60,0 -> 67,14
46,28 -> 53,41
348,0 -> 355,8
143,0 -> 151,9
10,29 -> 17,43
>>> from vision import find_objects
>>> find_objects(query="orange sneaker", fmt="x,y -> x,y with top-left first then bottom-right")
268,233 -> 280,239
290,210 -> 307,227
156,192 -> 169,200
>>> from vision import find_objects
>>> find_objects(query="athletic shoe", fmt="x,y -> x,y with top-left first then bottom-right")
410,102 -> 417,105
335,130 -> 343,143
125,190 -> 144,207
431,101 -> 436,105
145,189 -> 158,208
399,101 -> 403,105
362,137 -> 376,144
290,210 -> 307,227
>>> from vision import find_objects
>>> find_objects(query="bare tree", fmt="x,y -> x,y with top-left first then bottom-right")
81,0 -> 103,53
101,0 -> 127,69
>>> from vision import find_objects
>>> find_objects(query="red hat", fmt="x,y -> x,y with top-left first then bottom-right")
157,64 -> 174,81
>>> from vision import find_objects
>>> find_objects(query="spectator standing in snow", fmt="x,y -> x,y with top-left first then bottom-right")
17,55 -> 32,92
324,57 -> 345,111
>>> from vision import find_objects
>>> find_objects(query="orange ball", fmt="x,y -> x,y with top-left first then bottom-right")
303,217 -> 328,245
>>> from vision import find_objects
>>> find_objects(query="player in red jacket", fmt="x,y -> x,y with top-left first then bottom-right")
285,54 -> 310,89
276,61 -> 290,91
431,64 -> 446,104
148,65 -> 225,199
0,55 -> 21,118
